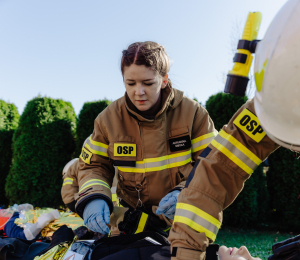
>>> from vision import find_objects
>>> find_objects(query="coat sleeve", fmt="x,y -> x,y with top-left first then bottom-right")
172,104 -> 217,191
168,99 -> 279,260
61,159 -> 79,212
75,114 -> 115,218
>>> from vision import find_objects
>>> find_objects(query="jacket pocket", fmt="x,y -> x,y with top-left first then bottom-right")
168,126 -> 191,153
169,126 -> 189,138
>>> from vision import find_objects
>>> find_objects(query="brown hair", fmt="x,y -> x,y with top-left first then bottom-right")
121,41 -> 172,86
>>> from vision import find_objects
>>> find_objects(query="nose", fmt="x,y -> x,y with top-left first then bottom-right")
135,83 -> 145,96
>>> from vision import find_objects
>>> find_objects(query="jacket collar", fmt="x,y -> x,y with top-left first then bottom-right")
124,85 -> 184,122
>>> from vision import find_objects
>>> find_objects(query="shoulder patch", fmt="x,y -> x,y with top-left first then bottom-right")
233,108 -> 266,143
114,143 -> 136,157
80,147 -> 93,164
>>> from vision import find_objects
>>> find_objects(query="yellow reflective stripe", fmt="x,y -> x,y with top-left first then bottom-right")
137,149 -> 191,164
219,130 -> 262,165
191,132 -> 217,153
63,182 -> 73,186
176,203 -> 221,228
174,203 -> 221,242
135,213 -> 148,234
63,178 -> 73,186
79,179 -> 110,192
118,156 -> 191,173
174,216 -> 217,241
81,179 -> 110,189
211,139 -> 253,174
89,136 -> 108,149
191,132 -> 217,144
85,143 -> 108,157
192,144 -> 209,153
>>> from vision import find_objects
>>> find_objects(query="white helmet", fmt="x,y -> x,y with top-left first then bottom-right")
254,0 -> 300,151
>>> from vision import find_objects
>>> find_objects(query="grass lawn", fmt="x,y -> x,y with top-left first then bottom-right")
214,227 -> 293,259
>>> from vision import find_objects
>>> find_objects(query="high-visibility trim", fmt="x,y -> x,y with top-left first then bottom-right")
191,132 -> 217,153
79,179 -> 110,192
211,130 -> 262,175
85,137 -> 108,157
211,139 -> 253,174
174,203 -> 220,242
118,150 -> 192,173
218,130 -> 262,165
89,136 -> 108,149
135,212 -> 148,234
63,178 -> 73,186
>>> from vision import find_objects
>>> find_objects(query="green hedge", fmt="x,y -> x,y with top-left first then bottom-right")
205,92 -> 248,131
267,148 -> 300,231
5,97 -> 76,207
0,100 -> 20,206
205,92 -> 268,227
75,100 -> 111,156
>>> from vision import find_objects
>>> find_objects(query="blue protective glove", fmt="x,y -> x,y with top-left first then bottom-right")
83,199 -> 110,234
156,190 -> 180,220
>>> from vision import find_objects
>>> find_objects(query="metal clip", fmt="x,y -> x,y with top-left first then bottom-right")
135,184 -> 143,208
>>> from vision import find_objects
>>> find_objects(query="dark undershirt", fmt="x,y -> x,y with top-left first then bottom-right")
126,92 -> 162,120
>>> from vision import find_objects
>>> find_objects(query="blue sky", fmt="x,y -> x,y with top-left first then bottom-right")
0,0 -> 287,115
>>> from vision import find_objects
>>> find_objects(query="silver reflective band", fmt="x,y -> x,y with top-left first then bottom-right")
85,137 -> 108,157
79,179 -> 110,192
118,150 -> 192,173
214,135 -> 258,170
175,208 -> 219,236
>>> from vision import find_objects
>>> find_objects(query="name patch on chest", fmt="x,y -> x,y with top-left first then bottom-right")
169,135 -> 191,152
233,108 -> 266,143
114,143 -> 136,157
80,147 -> 92,164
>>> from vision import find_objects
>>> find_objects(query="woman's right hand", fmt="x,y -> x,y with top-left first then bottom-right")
83,199 -> 110,234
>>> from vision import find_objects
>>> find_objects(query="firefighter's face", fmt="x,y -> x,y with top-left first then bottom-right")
123,64 -> 168,112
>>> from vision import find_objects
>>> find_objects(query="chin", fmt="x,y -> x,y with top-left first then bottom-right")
135,104 -> 150,111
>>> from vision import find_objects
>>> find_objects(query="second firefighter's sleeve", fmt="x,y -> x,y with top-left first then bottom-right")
75,116 -> 115,218
169,99 -> 279,259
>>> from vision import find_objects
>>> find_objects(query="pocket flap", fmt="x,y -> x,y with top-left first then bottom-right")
169,126 -> 189,138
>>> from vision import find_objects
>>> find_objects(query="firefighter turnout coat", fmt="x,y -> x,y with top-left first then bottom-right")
168,99 -> 279,260
62,86 -> 217,217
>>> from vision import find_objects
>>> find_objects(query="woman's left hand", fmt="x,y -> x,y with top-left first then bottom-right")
156,190 -> 180,220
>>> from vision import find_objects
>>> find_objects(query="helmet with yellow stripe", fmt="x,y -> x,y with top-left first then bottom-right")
254,0 -> 300,151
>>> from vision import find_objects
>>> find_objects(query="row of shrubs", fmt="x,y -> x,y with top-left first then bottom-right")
1,93 -> 299,231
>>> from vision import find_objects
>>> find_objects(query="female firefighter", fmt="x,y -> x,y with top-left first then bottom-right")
61,41 -> 217,234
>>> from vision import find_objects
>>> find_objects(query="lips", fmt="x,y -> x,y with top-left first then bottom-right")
136,100 -> 147,104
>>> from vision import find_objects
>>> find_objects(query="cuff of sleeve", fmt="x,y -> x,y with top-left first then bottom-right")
169,182 -> 185,193
75,193 -> 114,218
66,201 -> 76,212
171,247 -> 205,260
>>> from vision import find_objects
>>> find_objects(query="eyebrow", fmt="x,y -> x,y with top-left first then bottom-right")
125,78 -> 155,82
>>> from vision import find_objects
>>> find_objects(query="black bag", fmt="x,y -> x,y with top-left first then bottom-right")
118,208 -> 170,237
269,235 -> 300,260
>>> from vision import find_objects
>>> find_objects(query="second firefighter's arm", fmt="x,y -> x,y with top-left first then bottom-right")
75,116 -> 115,218
168,99 -> 279,259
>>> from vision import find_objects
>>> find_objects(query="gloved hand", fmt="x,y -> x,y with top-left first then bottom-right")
83,199 -> 110,234
156,190 -> 180,220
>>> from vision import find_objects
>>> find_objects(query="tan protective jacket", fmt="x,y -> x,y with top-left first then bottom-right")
168,99 -> 279,260
64,86 -> 216,217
